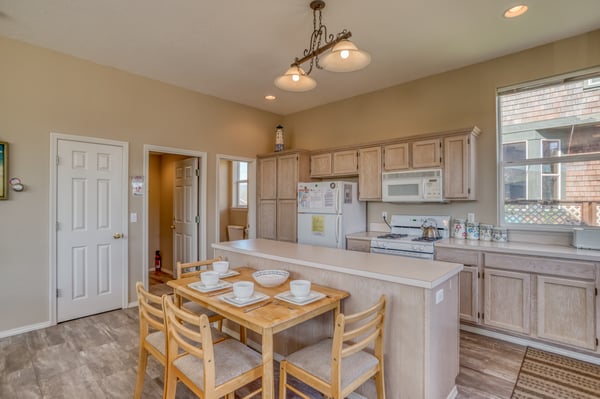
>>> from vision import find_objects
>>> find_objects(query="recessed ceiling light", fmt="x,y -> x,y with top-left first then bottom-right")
265,95 -> 276,101
504,5 -> 528,18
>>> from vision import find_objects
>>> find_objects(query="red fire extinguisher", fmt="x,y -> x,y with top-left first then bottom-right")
154,250 -> 161,272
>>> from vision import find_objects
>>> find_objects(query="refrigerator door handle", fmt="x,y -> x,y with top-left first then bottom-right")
336,215 -> 341,245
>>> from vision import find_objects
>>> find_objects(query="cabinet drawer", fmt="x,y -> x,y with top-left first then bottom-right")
484,252 -> 595,280
435,248 -> 479,265
346,238 -> 371,253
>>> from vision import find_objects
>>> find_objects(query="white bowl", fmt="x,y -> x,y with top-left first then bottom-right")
212,261 -> 229,274
290,280 -> 311,298
252,270 -> 290,288
233,281 -> 254,299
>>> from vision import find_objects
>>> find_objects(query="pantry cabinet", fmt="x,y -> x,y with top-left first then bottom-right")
257,150 -> 310,242
358,146 -> 382,200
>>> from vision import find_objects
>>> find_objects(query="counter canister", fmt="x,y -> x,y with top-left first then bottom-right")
479,224 -> 493,241
453,218 -> 466,239
466,221 -> 480,240
492,227 -> 508,242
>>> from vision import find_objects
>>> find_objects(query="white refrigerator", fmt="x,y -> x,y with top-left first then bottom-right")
297,181 -> 366,249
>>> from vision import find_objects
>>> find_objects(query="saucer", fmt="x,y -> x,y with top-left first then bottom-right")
188,280 -> 232,293
215,270 -> 240,278
275,291 -> 326,305
219,291 -> 269,307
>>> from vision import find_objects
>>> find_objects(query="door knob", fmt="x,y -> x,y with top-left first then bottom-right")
170,225 -> 176,230
113,233 -> 123,239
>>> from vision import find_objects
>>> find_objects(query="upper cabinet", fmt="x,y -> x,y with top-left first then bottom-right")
383,143 -> 409,171
358,146 -> 382,201
310,150 -> 358,177
443,129 -> 480,200
412,138 -> 442,169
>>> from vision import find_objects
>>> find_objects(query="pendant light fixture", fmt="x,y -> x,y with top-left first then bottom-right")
274,0 -> 371,92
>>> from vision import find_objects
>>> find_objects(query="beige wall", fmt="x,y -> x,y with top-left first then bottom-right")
0,36 -> 279,333
282,29 -> 600,235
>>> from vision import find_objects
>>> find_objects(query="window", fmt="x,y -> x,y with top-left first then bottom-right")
232,161 -> 248,208
497,67 -> 600,228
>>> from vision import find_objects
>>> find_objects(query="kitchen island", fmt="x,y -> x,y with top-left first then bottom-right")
213,239 -> 463,399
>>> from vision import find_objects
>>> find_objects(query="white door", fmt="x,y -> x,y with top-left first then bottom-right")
57,139 -> 125,322
297,213 -> 342,248
173,158 -> 199,266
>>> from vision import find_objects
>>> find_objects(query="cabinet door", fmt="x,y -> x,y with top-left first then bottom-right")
258,200 -> 277,240
412,139 -> 441,168
459,266 -> 479,323
537,276 -> 596,350
332,150 -> 358,176
277,199 -> 297,242
258,157 -> 277,200
484,268 -> 531,334
310,153 -> 332,177
444,135 -> 475,199
346,238 -> 371,252
383,143 -> 409,171
358,146 -> 382,200
277,153 -> 298,199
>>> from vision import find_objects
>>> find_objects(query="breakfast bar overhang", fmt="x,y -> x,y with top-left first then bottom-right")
213,239 -> 463,399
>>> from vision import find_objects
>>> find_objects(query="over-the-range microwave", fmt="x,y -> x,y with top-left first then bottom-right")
382,169 -> 443,202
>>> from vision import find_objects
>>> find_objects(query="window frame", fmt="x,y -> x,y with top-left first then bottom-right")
231,161 -> 248,209
497,66 -> 600,231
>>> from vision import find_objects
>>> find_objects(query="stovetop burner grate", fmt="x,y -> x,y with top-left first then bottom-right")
412,236 -> 444,242
376,233 -> 408,239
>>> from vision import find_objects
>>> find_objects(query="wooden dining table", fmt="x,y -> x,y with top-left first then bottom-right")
167,266 -> 350,399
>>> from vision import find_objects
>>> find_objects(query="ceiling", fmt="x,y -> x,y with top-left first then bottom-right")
1,1 -> 600,115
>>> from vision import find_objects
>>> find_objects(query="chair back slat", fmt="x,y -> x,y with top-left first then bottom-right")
136,282 -> 165,333
342,313 -> 382,343
176,256 -> 223,279
341,329 -> 380,358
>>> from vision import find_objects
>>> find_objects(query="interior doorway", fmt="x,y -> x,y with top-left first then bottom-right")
215,154 -> 256,243
143,145 -> 207,289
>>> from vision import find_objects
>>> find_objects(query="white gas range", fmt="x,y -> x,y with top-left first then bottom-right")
370,215 -> 450,259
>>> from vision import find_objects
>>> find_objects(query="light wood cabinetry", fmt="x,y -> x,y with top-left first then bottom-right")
537,276 -> 596,350
310,153 -> 332,177
257,150 -> 310,243
357,146 -> 382,200
435,247 -> 481,323
444,133 -> 477,200
310,150 -> 358,177
346,238 -> 371,252
412,138 -> 441,168
383,143 -> 409,171
483,268 -> 531,334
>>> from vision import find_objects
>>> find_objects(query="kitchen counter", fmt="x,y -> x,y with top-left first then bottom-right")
436,237 -> 600,262
213,238 -> 461,399
345,231 -> 384,240
213,238 -> 462,289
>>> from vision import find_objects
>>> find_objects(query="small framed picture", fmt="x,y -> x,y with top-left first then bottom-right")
0,142 -> 7,200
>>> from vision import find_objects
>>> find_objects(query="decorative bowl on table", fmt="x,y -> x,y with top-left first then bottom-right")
252,270 -> 290,288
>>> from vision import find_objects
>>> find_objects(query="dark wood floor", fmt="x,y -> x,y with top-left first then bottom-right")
0,303 -> 525,398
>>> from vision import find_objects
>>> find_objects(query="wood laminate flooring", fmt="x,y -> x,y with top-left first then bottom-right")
1,302 -> 525,398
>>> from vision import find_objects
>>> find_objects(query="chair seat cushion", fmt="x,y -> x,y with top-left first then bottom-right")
145,331 -> 166,355
173,339 -> 262,389
183,301 -> 219,318
285,338 -> 379,391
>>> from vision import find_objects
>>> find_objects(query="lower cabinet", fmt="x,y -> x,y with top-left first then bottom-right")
258,200 -> 277,240
537,276 -> 596,350
459,266 -> 479,323
276,199 -> 297,242
483,268 -> 531,334
346,238 -> 371,253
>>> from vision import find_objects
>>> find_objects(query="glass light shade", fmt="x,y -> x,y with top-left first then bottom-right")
274,66 -> 317,92
320,40 -> 371,72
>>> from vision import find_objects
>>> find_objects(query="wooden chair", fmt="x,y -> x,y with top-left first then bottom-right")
162,295 -> 263,399
279,295 -> 387,399
134,282 -> 227,399
177,257 -> 247,343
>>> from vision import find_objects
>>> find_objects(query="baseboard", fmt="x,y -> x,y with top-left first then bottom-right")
446,385 -> 458,399
128,301 -> 138,308
461,324 -> 600,365
0,320 -> 52,339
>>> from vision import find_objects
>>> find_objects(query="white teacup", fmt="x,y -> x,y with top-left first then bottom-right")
212,261 -> 229,274
233,281 -> 254,300
201,271 -> 220,288
290,280 -> 311,298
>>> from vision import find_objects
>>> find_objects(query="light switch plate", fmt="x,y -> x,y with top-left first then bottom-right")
130,212 -> 137,223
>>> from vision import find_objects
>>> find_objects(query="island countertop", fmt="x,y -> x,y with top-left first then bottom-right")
212,238 -> 462,289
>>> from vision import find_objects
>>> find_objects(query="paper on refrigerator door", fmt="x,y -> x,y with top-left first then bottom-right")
311,215 -> 325,234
